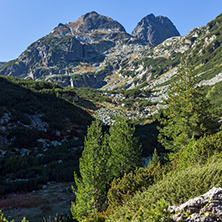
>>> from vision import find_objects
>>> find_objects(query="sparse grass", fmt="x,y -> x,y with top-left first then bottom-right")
73,64 -> 95,74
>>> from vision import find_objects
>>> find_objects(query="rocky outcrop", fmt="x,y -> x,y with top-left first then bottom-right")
170,187 -> 222,221
0,35 -> 104,79
131,13 -> 180,45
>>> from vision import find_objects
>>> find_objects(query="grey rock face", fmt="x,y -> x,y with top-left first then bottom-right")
131,13 -> 180,45
0,35 -> 104,79
170,187 -> 222,221
50,11 -> 127,44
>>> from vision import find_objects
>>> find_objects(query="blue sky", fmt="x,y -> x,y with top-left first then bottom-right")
1,0 -> 222,61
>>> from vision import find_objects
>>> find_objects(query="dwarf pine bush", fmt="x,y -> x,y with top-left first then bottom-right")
106,156 -> 222,221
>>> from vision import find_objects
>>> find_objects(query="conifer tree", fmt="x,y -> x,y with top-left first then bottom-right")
109,115 -> 142,178
158,58 -> 218,152
71,116 -> 142,221
71,120 -> 110,221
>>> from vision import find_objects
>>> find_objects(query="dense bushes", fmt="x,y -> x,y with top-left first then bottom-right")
107,162 -> 166,207
110,199 -> 171,222
7,128 -> 39,148
0,140 -> 84,197
177,130 -> 222,168
107,155 -> 222,221
74,86 -> 112,103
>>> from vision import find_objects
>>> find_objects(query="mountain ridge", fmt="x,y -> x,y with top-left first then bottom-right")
0,11 -> 180,88
1,12 -> 222,99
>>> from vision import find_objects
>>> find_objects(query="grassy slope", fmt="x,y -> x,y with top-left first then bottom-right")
107,155 -> 222,221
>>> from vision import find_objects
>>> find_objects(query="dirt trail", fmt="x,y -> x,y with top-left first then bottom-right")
0,182 -> 75,222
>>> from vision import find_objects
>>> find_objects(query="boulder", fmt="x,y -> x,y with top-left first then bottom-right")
170,187 -> 222,221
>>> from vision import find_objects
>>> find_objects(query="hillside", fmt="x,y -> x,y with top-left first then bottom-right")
0,76 -> 96,198
110,12 -> 222,91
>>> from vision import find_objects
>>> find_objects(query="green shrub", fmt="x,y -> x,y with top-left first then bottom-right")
107,163 -> 166,207
123,88 -> 141,98
137,100 -> 153,107
123,99 -> 134,107
113,199 -> 171,222
177,131 -> 222,168
7,128 -> 39,148
107,156 -> 222,221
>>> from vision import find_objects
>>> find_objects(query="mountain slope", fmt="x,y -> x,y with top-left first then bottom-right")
1,12 -> 222,96
0,76 -> 93,149
0,11 -> 180,88
117,13 -> 222,94
0,62 -> 5,67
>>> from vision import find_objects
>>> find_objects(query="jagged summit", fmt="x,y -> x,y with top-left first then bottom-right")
50,11 -> 127,43
0,11 -> 189,89
68,11 -> 126,33
131,13 -> 180,45
50,11 -> 126,38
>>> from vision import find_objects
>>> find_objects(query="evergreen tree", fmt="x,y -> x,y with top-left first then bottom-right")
109,115 -> 142,178
71,120 -> 110,221
158,58 -> 218,152
71,116 -> 142,221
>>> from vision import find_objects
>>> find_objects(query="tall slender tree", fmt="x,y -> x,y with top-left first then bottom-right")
158,58 -> 218,152
109,115 -> 142,178
71,120 -> 110,221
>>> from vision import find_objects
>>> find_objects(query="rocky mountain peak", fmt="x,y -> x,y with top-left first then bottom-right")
67,11 -> 126,34
131,13 -> 180,45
